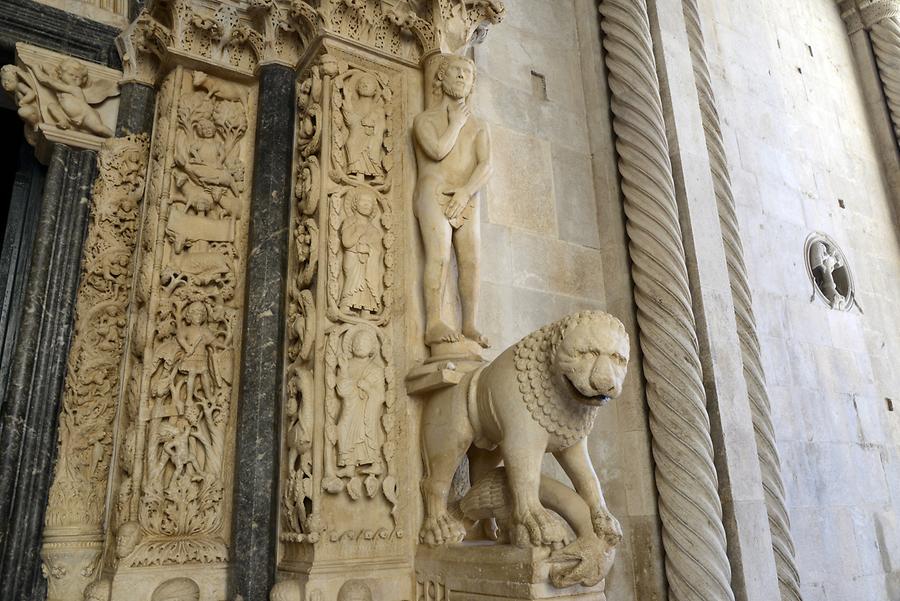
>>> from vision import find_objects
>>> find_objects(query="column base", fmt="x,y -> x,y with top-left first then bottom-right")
416,543 -> 607,601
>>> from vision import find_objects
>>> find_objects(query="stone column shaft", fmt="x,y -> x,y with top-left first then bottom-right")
0,145 -> 95,601
230,62 -> 296,601
597,1 -> 735,600
675,2 -> 802,600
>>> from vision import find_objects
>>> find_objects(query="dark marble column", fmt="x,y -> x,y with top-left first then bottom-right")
229,63 -> 296,601
0,144 -> 96,601
116,82 -> 157,137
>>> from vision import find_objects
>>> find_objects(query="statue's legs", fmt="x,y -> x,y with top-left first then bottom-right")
417,197 -> 458,344
453,210 -> 488,347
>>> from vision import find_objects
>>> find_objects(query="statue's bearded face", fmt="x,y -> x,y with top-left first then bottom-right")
441,59 -> 475,100
554,322 -> 629,405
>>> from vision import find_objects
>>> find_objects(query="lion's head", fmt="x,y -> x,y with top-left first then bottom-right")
514,311 -> 630,447
553,312 -> 629,405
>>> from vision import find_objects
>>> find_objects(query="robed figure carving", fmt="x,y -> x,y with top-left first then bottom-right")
413,55 -> 493,349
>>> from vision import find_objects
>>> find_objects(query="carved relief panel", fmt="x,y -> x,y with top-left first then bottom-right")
41,133 -> 149,601
1,43 -> 121,162
102,66 -> 256,600
279,46 -> 411,596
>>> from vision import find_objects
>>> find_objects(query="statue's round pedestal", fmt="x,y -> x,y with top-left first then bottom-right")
416,543 -> 607,601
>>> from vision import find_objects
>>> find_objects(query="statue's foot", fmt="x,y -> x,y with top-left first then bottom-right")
419,511 -> 466,547
425,321 -> 461,345
512,505 -> 569,549
591,507 -> 623,545
462,326 -> 490,348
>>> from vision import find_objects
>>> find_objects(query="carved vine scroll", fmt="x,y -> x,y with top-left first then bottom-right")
41,134 -> 149,601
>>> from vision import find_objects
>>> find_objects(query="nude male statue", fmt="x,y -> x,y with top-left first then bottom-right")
413,55 -> 493,348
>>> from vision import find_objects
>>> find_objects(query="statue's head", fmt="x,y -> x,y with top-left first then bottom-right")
553,311 -> 629,405
115,521 -> 141,559
350,329 -> 377,359
435,55 -> 475,101
337,580 -> 372,601
83,579 -> 111,601
185,301 -> 208,326
150,578 -> 200,601
0,65 -> 17,92
349,187 -> 377,217
57,59 -> 88,87
356,73 -> 378,98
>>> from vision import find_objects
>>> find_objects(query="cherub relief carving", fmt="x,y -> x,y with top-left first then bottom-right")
0,64 -> 40,142
339,186 -> 385,315
31,58 -> 118,137
419,311 -> 628,558
413,54 -> 492,348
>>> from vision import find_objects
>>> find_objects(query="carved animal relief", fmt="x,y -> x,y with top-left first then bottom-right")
110,68 -> 254,574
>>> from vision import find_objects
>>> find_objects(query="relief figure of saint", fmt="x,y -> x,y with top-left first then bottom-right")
335,329 -> 384,476
344,73 -> 386,178
413,55 -> 492,348
340,187 -> 384,315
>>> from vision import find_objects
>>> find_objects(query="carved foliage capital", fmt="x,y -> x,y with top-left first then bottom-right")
1,43 -> 121,160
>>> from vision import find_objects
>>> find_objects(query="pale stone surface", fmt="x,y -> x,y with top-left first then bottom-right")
700,0 -> 900,598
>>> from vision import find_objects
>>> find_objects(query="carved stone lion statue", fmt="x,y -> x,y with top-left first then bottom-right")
419,310 -> 629,557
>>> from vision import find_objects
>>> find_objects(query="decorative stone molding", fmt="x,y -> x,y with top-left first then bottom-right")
804,233 -> 858,312
115,0 -> 505,86
33,0 -> 129,30
1,43 -> 121,162
40,133 -> 149,601
681,2 -> 804,600
597,1 -> 735,600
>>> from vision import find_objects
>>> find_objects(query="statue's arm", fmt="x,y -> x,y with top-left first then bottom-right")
460,125 -> 493,197
414,111 -> 464,162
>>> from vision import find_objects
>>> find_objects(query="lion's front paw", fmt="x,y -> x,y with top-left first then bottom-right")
511,505 -> 570,549
591,508 -> 622,546
419,512 -> 466,547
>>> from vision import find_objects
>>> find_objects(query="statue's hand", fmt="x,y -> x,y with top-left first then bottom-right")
590,507 -> 623,546
448,99 -> 471,129
446,189 -> 470,221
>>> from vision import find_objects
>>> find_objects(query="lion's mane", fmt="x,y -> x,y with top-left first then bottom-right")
513,311 -> 626,448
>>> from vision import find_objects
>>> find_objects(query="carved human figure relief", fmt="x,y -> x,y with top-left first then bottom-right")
324,325 -> 388,498
102,69 -> 253,573
418,311 -> 629,587
339,186 -> 385,314
342,72 -> 388,179
332,67 -> 392,184
31,58 -> 118,136
1,43 -> 121,158
413,54 -> 492,349
805,233 -> 857,312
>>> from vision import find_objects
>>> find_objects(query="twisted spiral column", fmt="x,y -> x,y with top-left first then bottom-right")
597,1 -> 734,600
870,15 -> 900,145
680,2 -> 803,600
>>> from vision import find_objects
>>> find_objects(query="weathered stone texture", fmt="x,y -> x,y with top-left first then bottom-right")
699,0 -> 900,599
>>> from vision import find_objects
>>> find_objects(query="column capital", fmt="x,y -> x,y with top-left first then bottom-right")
1,43 -> 122,163
839,0 -> 900,33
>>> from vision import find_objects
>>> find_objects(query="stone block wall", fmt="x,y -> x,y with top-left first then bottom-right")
698,0 -> 900,599
472,1 -> 666,600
